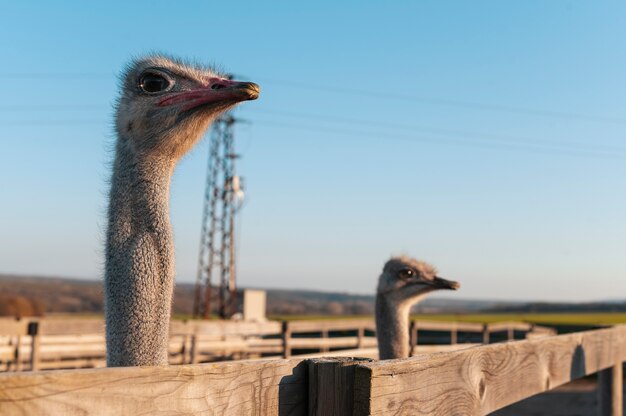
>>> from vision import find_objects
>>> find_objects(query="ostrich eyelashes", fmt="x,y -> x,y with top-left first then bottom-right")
139,72 -> 172,93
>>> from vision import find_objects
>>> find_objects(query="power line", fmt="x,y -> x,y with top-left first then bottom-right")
244,108 -> 626,154
2,102 -> 624,155
257,78 -> 626,125
1,113 -> 624,159
0,105 -> 104,112
0,119 -> 104,125
1,71 -> 624,125
252,120 -> 626,160
0,73 -> 111,79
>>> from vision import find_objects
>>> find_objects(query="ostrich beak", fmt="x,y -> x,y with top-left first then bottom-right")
157,79 -> 260,111
431,276 -> 460,290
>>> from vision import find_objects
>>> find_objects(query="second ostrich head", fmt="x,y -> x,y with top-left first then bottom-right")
377,256 -> 459,306
376,256 -> 460,360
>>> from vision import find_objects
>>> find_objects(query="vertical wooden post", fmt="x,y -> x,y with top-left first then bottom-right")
482,324 -> 490,344
190,334 -> 199,364
321,328 -> 329,353
282,321 -> 291,358
451,322 -> 458,345
598,363 -> 623,416
308,357 -> 372,416
507,326 -> 514,341
182,334 -> 191,364
409,321 -> 418,356
14,335 -> 22,371
28,321 -> 40,371
357,326 -> 364,349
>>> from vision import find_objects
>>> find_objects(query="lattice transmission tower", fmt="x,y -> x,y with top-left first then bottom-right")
193,114 -> 245,319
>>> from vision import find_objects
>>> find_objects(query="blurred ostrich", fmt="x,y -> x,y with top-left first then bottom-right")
376,256 -> 460,359
105,55 -> 260,366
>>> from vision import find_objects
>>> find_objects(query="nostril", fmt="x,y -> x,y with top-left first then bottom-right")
211,84 -> 226,90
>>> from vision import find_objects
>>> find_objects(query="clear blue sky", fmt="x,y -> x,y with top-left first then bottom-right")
1,1 -> 625,301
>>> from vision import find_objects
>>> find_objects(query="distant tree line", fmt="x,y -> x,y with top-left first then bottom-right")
0,295 -> 45,317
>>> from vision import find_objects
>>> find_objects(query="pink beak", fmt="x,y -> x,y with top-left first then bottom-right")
157,78 -> 260,111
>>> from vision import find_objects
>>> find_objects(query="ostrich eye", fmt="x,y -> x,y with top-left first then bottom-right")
139,73 -> 171,93
398,269 -> 415,279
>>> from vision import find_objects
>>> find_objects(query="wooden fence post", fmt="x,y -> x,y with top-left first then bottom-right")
14,335 -> 22,371
190,333 -> 199,364
27,321 -> 40,371
321,328 -> 329,353
598,363 -> 623,416
482,323 -> 490,344
181,334 -> 191,364
357,326 -> 364,349
409,321 -> 418,356
507,326 -> 514,341
282,321 -> 291,358
308,357 -> 372,416
451,322 -> 458,345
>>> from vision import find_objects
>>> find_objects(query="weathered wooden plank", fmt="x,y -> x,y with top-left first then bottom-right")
453,322 -> 486,332
412,320 -> 483,332
525,331 -> 552,340
39,335 -> 105,345
487,322 -> 532,332
288,319 -> 375,333
192,321 -> 282,336
289,336 -> 377,349
0,358 -> 308,416
0,346 -> 15,361
37,358 -> 107,370
242,344 -> 476,362
169,320 -> 190,335
37,320 -> 105,336
0,319 -> 28,336
354,326 -> 626,416
532,325 -> 557,335
296,348 -> 379,360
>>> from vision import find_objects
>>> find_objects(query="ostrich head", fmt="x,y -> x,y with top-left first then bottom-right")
115,55 -> 260,161
377,256 -> 460,305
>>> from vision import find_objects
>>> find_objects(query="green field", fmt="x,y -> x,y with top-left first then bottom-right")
270,313 -> 626,326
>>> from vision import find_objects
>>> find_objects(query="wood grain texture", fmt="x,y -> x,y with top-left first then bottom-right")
308,357 -> 374,416
0,359 -> 308,416
354,326 -> 626,416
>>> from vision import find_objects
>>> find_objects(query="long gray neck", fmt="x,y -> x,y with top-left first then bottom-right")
105,141 -> 176,366
375,294 -> 412,360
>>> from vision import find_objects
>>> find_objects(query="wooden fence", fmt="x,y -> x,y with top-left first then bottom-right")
0,325 -> 623,416
0,317 -> 551,372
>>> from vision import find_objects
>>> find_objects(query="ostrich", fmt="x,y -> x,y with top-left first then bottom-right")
376,256 -> 460,360
105,55 -> 260,367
